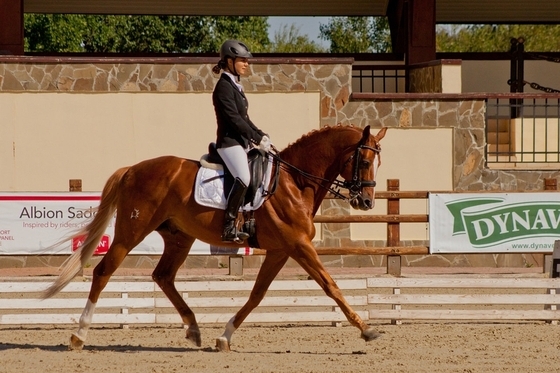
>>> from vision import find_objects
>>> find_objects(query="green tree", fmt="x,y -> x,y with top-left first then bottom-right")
436,24 -> 560,52
24,15 -> 270,53
269,24 -> 325,53
25,14 -> 86,52
207,16 -> 270,53
319,17 -> 391,53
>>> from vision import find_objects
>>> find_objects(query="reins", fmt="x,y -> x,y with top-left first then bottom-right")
267,142 -> 380,203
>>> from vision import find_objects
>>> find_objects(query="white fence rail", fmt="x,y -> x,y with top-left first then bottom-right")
367,277 -> 560,324
0,277 -> 559,327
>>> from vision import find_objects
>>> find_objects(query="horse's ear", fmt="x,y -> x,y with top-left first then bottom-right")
360,125 -> 371,144
374,127 -> 387,142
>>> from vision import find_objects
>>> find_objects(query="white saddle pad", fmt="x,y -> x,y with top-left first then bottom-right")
194,157 -> 273,211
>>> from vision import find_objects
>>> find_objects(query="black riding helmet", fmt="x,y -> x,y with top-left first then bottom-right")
220,39 -> 253,61
215,40 -> 253,78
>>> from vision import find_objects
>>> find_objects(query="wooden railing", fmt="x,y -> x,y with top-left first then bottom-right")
249,179 -> 429,276
67,177 -> 558,277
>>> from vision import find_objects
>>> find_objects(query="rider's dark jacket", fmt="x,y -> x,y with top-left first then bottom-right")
213,73 -> 265,149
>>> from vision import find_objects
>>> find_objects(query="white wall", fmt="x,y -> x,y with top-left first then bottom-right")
0,92 -> 319,191
462,60 -> 560,93
0,92 -> 454,242
351,128 -> 453,241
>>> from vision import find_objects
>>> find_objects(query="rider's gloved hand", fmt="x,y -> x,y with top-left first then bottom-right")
259,135 -> 271,152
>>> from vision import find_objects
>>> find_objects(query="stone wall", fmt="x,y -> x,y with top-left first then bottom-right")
1,56 -> 558,271
0,56 -> 352,104
341,97 -> 560,191
329,96 -> 560,269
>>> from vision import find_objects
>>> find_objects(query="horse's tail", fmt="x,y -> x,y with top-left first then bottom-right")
42,167 -> 129,299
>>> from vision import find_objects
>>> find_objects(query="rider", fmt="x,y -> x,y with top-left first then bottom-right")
211,39 -> 271,243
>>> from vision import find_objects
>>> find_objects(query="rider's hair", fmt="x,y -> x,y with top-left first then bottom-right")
212,59 -> 227,75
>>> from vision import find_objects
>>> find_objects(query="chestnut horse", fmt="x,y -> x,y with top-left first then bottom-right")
43,124 -> 387,351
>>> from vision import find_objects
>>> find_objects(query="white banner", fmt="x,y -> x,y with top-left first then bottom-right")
429,192 -> 560,253
0,193 -> 251,256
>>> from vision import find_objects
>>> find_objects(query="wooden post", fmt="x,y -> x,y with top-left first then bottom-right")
543,178 -> 557,273
69,179 -> 82,192
551,241 -> 560,279
70,179 -> 84,277
0,0 -> 24,55
544,178 -> 557,191
390,287 -> 402,325
405,0 -> 436,65
386,179 -> 401,276
545,240 -> 559,324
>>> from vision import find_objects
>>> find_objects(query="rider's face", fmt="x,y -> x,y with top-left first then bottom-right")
228,57 -> 249,76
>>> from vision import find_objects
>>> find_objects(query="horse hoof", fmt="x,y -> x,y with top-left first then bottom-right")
215,337 -> 231,352
361,328 -> 382,342
186,329 -> 202,347
69,333 -> 85,351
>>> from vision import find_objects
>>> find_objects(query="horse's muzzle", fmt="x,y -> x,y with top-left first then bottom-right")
350,195 -> 374,210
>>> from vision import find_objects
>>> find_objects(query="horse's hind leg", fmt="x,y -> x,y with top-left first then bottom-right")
69,241 -> 136,350
216,250 -> 289,351
151,231 -> 200,346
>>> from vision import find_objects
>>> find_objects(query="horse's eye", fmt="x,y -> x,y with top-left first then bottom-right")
360,160 -> 370,169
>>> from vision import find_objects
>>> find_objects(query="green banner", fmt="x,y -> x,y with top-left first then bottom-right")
446,200 -> 560,248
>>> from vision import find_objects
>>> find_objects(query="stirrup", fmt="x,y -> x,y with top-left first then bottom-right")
221,230 -> 249,244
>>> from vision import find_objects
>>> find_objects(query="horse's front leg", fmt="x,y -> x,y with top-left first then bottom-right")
216,250 -> 289,351
290,243 -> 382,342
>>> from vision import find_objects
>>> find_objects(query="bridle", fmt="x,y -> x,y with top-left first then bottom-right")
267,141 -> 381,203
338,144 -> 381,202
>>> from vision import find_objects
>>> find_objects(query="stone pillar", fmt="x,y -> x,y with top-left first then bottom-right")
0,0 -> 24,55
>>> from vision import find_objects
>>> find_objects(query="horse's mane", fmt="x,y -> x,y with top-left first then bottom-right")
279,124 -> 359,158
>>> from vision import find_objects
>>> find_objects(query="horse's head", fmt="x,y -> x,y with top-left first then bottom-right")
340,125 -> 387,211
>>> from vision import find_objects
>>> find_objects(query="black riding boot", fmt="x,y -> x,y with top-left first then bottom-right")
222,177 -> 250,243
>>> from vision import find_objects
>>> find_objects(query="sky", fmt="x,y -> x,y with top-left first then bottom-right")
267,16 -> 331,47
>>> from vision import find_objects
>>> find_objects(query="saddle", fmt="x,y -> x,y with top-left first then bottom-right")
197,143 -> 274,248
200,143 -> 269,204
